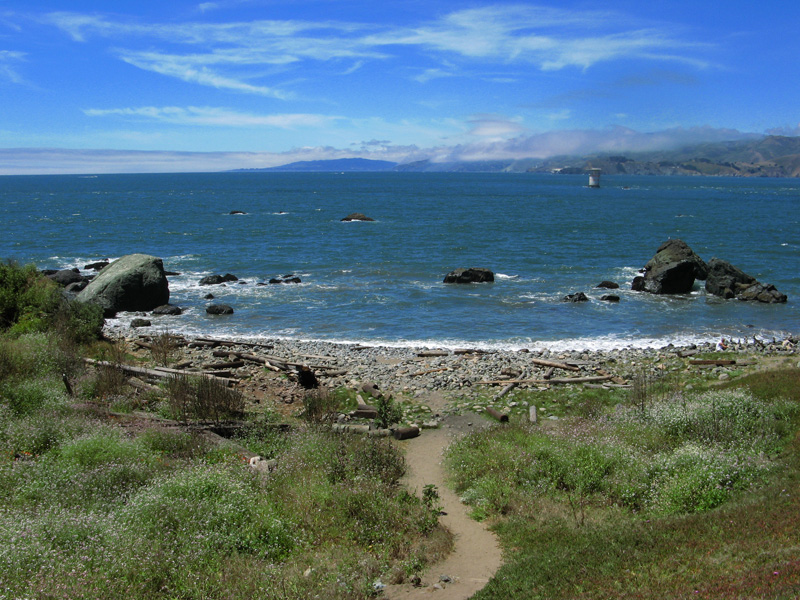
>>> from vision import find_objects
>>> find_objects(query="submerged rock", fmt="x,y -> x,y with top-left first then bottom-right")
199,273 -> 238,285
341,213 -> 375,222
206,304 -> 234,315
443,268 -> 495,284
562,292 -> 589,302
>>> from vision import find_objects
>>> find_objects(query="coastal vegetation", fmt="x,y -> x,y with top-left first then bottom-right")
1,261 -> 799,598
447,367 -> 800,599
0,263 -> 448,599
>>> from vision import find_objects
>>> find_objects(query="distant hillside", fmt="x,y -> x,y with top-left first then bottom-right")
236,158 -> 397,172
392,136 -> 800,177
236,135 -> 800,177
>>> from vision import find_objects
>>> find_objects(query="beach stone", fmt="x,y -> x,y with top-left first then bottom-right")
443,268 -> 495,284
632,239 -> 708,294
130,318 -> 151,328
341,212 -> 375,222
206,304 -> 234,315
76,254 -> 169,318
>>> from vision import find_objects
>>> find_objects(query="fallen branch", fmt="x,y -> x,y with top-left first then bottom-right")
410,367 -> 450,377
529,357 -> 580,372
689,359 -> 737,366
476,375 -> 614,385
84,358 -> 236,386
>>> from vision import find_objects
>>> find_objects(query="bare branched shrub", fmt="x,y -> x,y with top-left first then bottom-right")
166,374 -> 194,423
166,374 -> 244,423
150,330 -> 180,367
195,376 -> 244,423
301,387 -> 340,423
92,342 -> 129,400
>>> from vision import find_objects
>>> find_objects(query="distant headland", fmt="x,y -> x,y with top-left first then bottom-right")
233,135 -> 800,177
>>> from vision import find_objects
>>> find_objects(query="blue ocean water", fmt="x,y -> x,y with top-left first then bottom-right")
1,172 -> 798,350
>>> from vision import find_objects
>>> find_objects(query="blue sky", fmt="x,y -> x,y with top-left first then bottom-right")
1,0 -> 799,173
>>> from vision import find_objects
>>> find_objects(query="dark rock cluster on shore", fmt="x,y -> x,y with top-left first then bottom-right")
632,239 -> 786,303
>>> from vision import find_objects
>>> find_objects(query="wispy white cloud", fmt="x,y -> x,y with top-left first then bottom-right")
466,115 -> 526,137
84,106 -> 341,128
41,5 -> 711,98
0,50 -> 25,84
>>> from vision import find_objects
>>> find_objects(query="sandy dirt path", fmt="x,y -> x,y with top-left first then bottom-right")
383,413 -> 503,599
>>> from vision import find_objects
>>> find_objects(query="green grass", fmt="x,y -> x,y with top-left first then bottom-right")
0,331 -> 447,598
445,367 -> 800,599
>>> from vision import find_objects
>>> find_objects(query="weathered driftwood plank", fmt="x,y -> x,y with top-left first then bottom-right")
493,382 -> 518,400
410,367 -> 450,377
84,358 -> 236,386
202,361 -> 245,370
689,359 -> 736,366
417,350 -> 450,357
529,357 -> 580,371
195,337 -> 274,350
476,375 -> 614,385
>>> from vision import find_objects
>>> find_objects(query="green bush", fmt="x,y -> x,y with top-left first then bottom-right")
117,463 -> 297,560
0,260 -> 103,343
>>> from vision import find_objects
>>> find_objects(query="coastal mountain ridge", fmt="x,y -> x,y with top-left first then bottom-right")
239,135 -> 800,177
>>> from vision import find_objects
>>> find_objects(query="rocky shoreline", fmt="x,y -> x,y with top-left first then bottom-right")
122,329 -> 800,419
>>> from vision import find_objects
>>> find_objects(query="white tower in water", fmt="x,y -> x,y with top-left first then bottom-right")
588,168 -> 601,188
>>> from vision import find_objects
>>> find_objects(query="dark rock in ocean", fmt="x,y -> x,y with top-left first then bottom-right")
737,283 -> 787,303
204,293 -> 215,300
229,210 -> 247,215
596,281 -> 619,289
206,304 -> 234,315
704,258 -> 787,303
164,271 -> 181,277
130,318 -> 151,328
47,269 -> 84,287
199,273 -> 239,286
704,258 -> 755,299
562,292 -> 589,302
601,294 -> 621,302
84,260 -> 110,271
443,268 -> 495,284
341,212 -> 375,222
632,239 -> 709,294
268,274 -> 302,284
152,304 -> 182,316
76,254 -> 170,318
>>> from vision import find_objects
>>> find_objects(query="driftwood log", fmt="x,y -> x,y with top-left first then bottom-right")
84,358 -> 236,386
486,407 -> 509,423
477,375 -> 614,385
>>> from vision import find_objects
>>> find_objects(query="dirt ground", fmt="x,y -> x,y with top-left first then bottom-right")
383,401 -> 503,600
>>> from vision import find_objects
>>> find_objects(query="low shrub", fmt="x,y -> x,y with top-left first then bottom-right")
165,374 -> 244,423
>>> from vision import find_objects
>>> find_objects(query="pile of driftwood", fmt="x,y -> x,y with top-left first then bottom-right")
110,335 -> 349,390
475,356 -> 628,399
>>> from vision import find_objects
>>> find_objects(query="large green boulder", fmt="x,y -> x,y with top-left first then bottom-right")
77,254 -> 169,317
